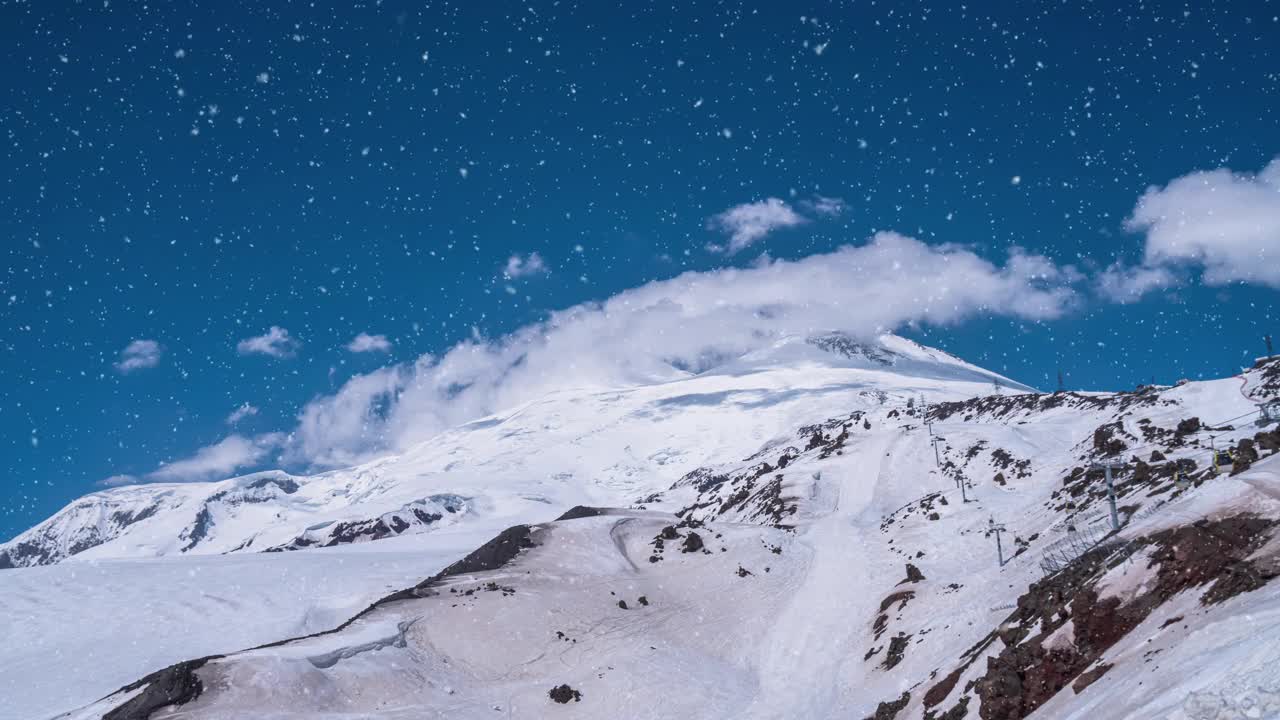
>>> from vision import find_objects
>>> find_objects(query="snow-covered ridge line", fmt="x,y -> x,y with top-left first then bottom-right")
0,333 -> 1025,570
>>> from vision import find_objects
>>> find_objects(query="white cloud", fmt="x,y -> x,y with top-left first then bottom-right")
284,232 -> 1078,468
707,198 -> 807,254
503,252 -> 549,279
148,433 -> 284,483
236,326 -> 300,358
98,474 -> 139,488
804,195 -> 847,217
1095,263 -> 1178,304
115,339 -> 162,373
347,332 -> 393,353
1106,156 -> 1280,298
225,402 -> 259,425
291,365 -> 407,468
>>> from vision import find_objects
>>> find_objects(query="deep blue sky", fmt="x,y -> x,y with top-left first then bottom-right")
3,1 -> 1278,540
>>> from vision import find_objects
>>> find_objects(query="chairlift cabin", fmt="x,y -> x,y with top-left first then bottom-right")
1213,450 -> 1235,475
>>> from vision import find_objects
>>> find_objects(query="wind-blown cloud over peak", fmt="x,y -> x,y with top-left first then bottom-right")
285,232 -> 1077,468
149,433 -> 285,483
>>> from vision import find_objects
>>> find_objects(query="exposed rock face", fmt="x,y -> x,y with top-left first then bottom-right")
267,495 -> 468,552
0,498 -> 166,568
102,659 -> 211,720
865,691 -> 910,720
925,667 -> 965,708
929,390 -> 1162,425
439,525 -> 537,578
179,508 -> 214,552
883,633 -> 911,670
1071,663 -> 1112,694
1092,422 -> 1128,456
807,332 -> 898,365
969,515 -> 1279,720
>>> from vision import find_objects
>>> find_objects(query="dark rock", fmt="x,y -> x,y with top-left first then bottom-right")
617,600 -> 628,610
1092,422 -> 1128,456
932,695 -> 971,720
439,525 -> 536,578
866,691 -> 910,720
880,590 -> 915,614
968,515 -> 1279,720
110,504 -> 159,529
548,684 -> 582,704
873,613 -> 889,640
555,506 -> 607,521
1231,438 -> 1259,475
1257,430 -> 1280,453
246,476 -> 300,494
411,509 -> 443,525
883,633 -> 910,670
1175,417 -> 1201,436
681,531 -> 704,553
178,508 -> 214,553
902,563 -> 926,584
103,659 -> 211,720
925,667 -> 964,708
1146,516 -> 1279,605
1071,663 -> 1112,694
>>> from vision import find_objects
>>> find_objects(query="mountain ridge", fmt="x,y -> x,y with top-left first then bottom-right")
0,332 -> 1024,569
58,354 -> 1280,720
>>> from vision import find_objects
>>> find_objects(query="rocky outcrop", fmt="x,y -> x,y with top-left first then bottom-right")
548,684 -> 582,703
865,691 -> 910,720
266,495 -> 468,552
968,515 -> 1279,720
102,659 -> 212,720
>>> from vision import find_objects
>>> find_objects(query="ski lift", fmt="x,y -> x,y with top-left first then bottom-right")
1258,400 -> 1280,426
1212,450 -> 1234,475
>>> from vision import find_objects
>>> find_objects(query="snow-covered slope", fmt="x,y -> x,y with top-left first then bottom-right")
53,353 -> 1280,720
0,333 -> 1024,570
0,528 -> 497,720
11,339 -> 1280,720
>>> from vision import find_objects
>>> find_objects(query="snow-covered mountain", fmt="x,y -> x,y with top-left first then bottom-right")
0,333 -> 1024,570
8,336 -> 1280,720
